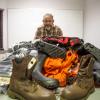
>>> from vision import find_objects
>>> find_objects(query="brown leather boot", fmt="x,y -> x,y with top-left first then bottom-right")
7,55 -> 56,100
61,54 -> 95,100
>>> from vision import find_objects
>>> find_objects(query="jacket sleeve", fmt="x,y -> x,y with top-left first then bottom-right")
56,26 -> 63,37
34,28 -> 42,39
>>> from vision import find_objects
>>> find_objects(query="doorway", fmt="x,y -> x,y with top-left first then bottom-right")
0,9 -> 3,50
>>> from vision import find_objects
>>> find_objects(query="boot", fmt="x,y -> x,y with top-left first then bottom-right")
7,55 -> 56,100
32,52 -> 59,90
61,54 -> 95,100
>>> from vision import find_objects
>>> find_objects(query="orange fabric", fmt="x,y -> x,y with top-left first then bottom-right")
43,50 -> 79,87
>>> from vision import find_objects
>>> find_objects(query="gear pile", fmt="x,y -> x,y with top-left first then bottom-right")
0,36 -> 100,100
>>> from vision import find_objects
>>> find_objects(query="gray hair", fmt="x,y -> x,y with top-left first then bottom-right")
43,13 -> 54,19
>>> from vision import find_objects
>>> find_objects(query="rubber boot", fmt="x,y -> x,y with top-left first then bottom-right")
34,40 -> 66,58
32,52 -> 59,90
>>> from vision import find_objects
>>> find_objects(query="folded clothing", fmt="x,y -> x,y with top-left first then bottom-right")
42,36 -> 84,47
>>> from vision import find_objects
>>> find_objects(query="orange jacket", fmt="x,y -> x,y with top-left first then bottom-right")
43,50 -> 79,87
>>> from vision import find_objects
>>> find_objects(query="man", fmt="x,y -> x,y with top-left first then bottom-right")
34,13 -> 63,39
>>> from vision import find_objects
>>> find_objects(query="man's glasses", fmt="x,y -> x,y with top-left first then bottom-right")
43,20 -> 53,22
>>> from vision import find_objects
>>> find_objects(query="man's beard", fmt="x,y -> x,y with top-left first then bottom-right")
45,26 -> 52,31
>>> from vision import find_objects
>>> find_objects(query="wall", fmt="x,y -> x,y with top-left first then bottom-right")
6,0 -> 84,48
2,0 -> 100,49
84,0 -> 100,48
0,0 -> 7,8
8,9 -> 83,47
0,0 -> 84,49
7,0 -> 84,10
0,0 -> 7,49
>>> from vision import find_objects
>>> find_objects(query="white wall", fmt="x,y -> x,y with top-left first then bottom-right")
0,0 -> 7,8
0,0 -> 84,49
84,0 -> 100,48
6,0 -> 84,48
7,0 -> 84,10
8,9 -> 83,47
0,0 -> 8,49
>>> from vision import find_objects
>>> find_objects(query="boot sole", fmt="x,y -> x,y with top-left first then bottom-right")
81,87 -> 95,100
7,88 -> 56,100
7,88 -> 25,100
60,87 -> 95,100
84,43 -> 100,62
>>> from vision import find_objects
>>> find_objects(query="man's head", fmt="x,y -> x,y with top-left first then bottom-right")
43,13 -> 54,27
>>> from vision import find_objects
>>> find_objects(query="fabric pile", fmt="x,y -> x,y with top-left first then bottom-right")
0,52 -> 12,94
42,36 -> 100,87
0,36 -> 100,100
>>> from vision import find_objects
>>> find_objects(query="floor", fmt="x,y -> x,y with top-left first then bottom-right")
0,88 -> 100,100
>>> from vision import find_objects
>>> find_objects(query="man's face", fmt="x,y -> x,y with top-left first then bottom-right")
43,16 -> 54,27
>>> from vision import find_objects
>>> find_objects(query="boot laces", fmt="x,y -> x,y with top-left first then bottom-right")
76,68 -> 88,88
